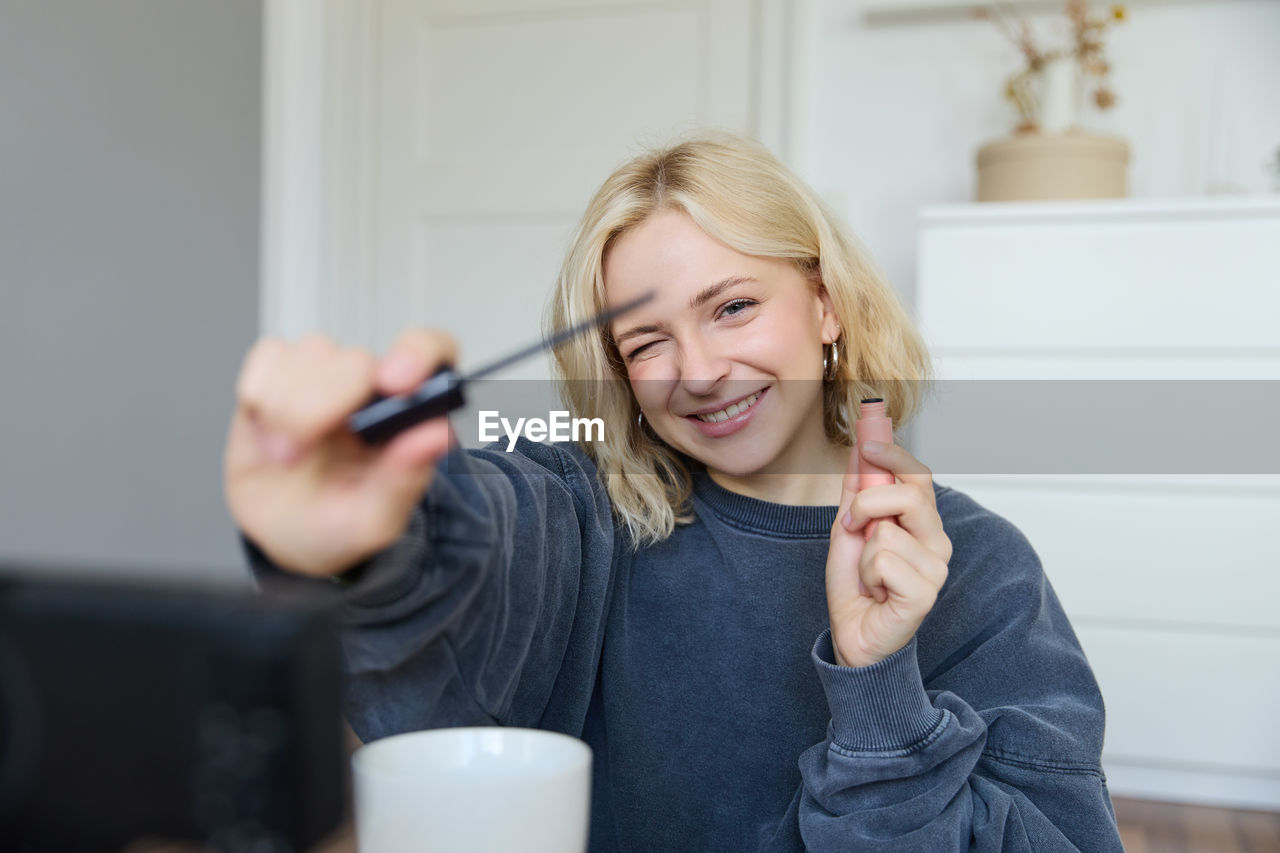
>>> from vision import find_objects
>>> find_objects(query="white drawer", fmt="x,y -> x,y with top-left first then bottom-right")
936,476 -> 1280,631
917,198 -> 1280,352
1077,623 -> 1280,802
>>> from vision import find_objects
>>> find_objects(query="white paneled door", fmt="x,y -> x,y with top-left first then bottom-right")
263,0 -> 801,376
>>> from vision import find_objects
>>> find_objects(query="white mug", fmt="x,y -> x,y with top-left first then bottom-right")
351,727 -> 592,853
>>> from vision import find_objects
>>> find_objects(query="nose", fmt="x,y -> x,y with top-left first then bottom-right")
678,333 -> 730,397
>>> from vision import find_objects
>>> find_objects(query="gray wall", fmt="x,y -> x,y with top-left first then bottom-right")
0,0 -> 261,584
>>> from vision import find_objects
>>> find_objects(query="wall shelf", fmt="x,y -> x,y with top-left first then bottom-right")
861,0 -> 1185,25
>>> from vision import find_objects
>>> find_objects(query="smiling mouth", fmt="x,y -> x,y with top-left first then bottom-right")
689,389 -> 765,423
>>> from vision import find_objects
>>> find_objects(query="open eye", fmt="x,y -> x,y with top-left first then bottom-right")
718,298 -> 756,319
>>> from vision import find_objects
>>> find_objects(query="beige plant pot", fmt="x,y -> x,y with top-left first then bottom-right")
976,132 -> 1130,202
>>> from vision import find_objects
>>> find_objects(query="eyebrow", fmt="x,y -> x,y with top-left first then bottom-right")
613,276 -> 756,346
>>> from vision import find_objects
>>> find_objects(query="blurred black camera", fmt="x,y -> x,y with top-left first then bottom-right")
0,569 -> 348,852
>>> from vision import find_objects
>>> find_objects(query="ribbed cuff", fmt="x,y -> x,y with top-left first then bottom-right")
812,630 -> 945,752
339,508 -> 430,607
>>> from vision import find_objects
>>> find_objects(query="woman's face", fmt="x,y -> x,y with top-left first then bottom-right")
605,208 -> 841,478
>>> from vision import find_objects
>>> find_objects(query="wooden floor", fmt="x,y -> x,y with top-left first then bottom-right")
125,796 -> 1280,853
310,796 -> 1280,853
1114,797 -> 1280,852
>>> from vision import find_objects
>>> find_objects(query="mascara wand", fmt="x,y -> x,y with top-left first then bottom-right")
348,291 -> 655,444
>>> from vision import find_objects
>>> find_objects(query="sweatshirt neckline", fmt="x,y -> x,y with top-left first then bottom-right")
691,470 -> 837,538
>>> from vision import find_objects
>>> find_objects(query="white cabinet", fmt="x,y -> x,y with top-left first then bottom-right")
914,197 -> 1280,809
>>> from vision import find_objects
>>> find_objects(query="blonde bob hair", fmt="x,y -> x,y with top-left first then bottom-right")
545,131 -> 932,547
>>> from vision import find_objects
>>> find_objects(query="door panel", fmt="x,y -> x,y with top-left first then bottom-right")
373,0 -> 757,367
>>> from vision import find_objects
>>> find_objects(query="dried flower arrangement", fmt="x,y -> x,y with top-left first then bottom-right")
976,1 -> 1126,133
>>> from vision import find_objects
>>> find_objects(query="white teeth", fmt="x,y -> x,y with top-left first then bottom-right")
696,392 -> 760,423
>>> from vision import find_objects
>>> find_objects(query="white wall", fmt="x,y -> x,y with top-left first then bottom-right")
0,0 -> 261,584
798,0 -> 1280,310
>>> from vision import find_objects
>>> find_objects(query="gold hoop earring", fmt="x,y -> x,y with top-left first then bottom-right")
823,340 -> 840,381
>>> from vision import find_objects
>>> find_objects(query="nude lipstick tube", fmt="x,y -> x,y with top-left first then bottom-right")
855,397 -> 895,541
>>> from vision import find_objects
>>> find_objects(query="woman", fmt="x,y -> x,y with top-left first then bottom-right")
226,132 -> 1123,850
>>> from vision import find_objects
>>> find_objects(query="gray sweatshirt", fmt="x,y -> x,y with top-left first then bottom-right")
247,437 -> 1123,851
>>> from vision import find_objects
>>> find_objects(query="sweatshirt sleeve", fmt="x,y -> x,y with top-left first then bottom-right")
790,488 -> 1123,852
244,437 -> 617,743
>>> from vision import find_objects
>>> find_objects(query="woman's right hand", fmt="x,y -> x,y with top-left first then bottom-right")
223,330 -> 458,578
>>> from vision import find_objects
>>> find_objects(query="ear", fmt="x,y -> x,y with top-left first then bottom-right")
816,283 -> 842,345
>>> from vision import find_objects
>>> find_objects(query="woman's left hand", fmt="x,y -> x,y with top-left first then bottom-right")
826,441 -> 953,668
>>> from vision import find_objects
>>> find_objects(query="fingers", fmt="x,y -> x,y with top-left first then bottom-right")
844,488 -> 952,568
859,520 -> 949,595
839,442 -> 952,565
235,336 -> 288,407
235,335 -> 378,451
232,330 -> 460,457
858,546 -> 939,619
838,440 -> 931,521
376,329 -> 459,396
842,483 -> 928,535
